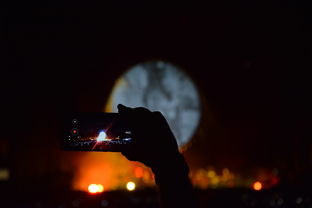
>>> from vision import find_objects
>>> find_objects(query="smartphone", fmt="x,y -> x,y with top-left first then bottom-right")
62,113 -> 132,152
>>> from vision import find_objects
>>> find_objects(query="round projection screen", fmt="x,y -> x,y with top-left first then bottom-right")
106,61 -> 201,147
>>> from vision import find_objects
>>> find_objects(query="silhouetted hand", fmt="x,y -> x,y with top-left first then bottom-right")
118,104 -> 198,208
117,104 -> 181,170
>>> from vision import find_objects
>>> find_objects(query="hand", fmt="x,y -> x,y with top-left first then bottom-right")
117,104 -> 181,169
118,104 -> 197,208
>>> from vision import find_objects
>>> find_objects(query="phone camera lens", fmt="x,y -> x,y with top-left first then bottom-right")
72,119 -> 78,125
71,128 -> 78,135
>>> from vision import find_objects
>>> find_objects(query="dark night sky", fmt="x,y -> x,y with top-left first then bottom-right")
2,1 -> 311,187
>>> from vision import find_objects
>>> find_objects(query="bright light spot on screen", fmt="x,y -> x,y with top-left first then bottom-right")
126,181 -> 136,191
88,184 -> 104,194
96,131 -> 107,142
253,181 -> 262,191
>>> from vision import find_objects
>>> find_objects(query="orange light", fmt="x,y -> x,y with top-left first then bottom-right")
253,181 -> 262,191
134,167 -> 144,178
88,184 -> 104,194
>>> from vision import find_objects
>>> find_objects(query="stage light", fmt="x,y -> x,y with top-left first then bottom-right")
88,184 -> 99,193
88,184 -> 104,194
97,184 -> 104,192
126,181 -> 136,191
253,181 -> 262,191
96,131 -> 107,142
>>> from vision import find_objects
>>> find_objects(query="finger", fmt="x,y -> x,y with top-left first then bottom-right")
133,107 -> 151,113
117,104 -> 134,124
117,104 -> 133,113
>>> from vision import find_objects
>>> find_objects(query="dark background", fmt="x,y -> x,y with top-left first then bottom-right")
1,0 -> 311,193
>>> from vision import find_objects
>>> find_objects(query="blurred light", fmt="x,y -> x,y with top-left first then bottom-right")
253,181 -> 262,191
0,168 -> 9,181
101,199 -> 109,207
207,170 -> 216,178
72,199 -> 80,207
72,128 -> 78,135
211,177 -> 220,185
222,168 -> 230,176
106,61 -> 201,148
96,131 -> 107,142
88,184 -> 104,194
88,184 -> 98,193
134,167 -> 144,178
296,197 -> 303,204
277,198 -> 284,206
97,184 -> 104,192
126,181 -> 136,191
272,168 -> 279,176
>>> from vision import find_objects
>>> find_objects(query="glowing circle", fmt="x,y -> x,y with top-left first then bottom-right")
106,61 -> 201,147
253,181 -> 262,191
88,184 -> 99,193
126,181 -> 136,191
97,184 -> 104,192
88,184 -> 104,193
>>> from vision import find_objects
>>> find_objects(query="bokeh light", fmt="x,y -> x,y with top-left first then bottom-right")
253,181 -> 262,191
126,181 -> 136,191
97,184 -> 104,192
88,184 -> 98,194
88,184 -> 104,194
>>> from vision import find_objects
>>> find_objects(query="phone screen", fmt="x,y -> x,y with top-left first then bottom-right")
62,113 -> 132,152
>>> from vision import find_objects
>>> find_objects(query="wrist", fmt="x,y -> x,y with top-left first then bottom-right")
151,153 -> 189,181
